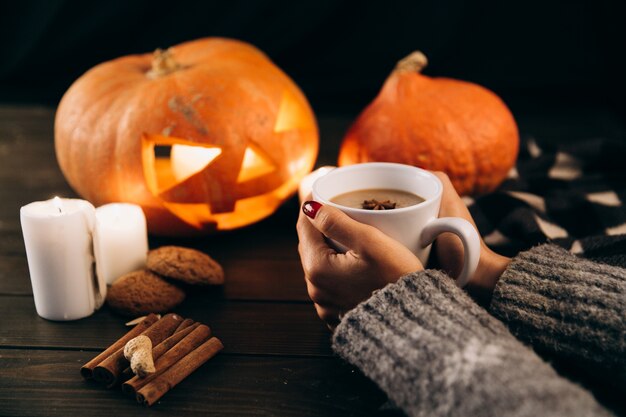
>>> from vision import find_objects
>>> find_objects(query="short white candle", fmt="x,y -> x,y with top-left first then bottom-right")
20,197 -> 105,321
298,166 -> 336,204
94,203 -> 148,285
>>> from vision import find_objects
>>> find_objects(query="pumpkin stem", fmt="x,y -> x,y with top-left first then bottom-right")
147,48 -> 181,78
394,51 -> 428,73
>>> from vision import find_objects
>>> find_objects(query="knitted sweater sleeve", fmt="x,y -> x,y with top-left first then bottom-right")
489,244 -> 626,378
332,269 -> 614,417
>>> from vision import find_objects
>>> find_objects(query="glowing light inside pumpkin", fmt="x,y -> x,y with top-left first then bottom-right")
274,90 -> 315,133
288,153 -> 311,176
171,145 -> 222,182
237,145 -> 276,183
140,84 -> 319,234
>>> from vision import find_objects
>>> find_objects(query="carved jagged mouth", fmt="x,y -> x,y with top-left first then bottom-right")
141,134 -> 282,229
142,134 -> 280,196
140,88 -> 318,231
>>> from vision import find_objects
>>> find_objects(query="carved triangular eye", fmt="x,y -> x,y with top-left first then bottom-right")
274,90 -> 315,133
142,133 -> 222,195
171,145 -> 222,182
237,143 -> 277,183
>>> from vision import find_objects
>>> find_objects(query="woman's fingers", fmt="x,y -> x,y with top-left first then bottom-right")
297,209 -> 335,268
433,171 -> 478,229
298,209 -> 364,293
301,200 -> 383,254
297,200 -> 423,328
304,277 -> 338,305
314,303 -> 342,327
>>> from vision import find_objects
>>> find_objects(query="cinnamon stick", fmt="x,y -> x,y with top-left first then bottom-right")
174,318 -> 195,333
123,324 -> 211,395
80,313 -> 159,380
136,337 -> 224,406
121,322 -> 203,379
93,313 -> 183,388
153,322 -> 204,360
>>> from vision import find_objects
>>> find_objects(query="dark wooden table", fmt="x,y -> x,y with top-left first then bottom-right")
2,103 -> 624,417
0,105 -> 387,416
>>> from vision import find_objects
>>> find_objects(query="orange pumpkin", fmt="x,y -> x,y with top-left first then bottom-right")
55,38 -> 318,236
338,51 -> 518,195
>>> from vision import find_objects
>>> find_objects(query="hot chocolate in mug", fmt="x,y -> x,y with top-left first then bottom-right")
311,162 -> 480,287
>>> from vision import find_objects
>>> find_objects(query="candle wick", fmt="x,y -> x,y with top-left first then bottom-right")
52,197 -> 63,214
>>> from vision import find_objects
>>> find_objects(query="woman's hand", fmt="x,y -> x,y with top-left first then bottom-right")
431,172 -> 511,305
297,201 -> 423,327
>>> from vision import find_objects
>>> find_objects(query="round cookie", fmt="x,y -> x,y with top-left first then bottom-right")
107,270 -> 186,316
147,246 -> 224,286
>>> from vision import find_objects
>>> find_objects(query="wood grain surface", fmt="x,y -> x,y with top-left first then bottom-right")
2,103 -> 623,416
0,105 -> 392,416
0,350 -> 385,417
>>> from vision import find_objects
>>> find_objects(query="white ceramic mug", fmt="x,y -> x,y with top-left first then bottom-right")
311,163 -> 480,287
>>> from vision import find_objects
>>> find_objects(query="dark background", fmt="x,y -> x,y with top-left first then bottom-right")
1,0 -> 624,129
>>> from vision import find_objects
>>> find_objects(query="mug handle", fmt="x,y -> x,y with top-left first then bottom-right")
419,217 -> 481,287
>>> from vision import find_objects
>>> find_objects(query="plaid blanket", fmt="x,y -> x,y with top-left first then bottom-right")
467,136 -> 626,268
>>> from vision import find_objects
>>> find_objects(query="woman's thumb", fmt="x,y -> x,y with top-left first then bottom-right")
302,201 -> 374,252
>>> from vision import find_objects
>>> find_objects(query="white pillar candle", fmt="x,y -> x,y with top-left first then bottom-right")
20,197 -> 105,321
93,203 -> 148,285
298,166 -> 336,204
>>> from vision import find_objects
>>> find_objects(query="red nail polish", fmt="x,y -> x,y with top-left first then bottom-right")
302,201 -> 322,219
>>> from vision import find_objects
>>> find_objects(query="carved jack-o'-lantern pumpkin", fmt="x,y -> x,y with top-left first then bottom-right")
55,38 -> 318,236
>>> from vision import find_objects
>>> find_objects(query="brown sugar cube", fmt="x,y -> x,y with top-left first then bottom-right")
107,270 -> 186,316
146,246 -> 224,286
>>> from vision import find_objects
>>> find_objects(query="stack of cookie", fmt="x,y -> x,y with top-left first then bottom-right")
107,246 -> 224,316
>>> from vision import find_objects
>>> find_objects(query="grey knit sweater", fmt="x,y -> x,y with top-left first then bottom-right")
332,244 -> 625,417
